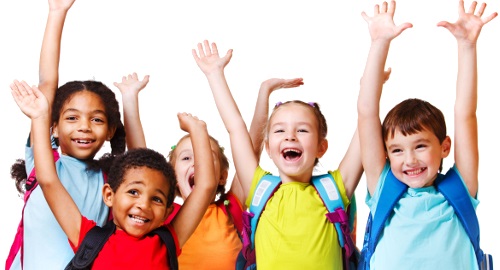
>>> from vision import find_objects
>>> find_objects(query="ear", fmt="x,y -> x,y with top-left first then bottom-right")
107,126 -> 117,141
102,183 -> 114,208
52,124 -> 59,139
219,169 -> 229,186
163,205 -> 174,221
317,139 -> 328,158
441,136 -> 451,158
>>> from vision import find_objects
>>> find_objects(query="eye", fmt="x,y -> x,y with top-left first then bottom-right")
127,189 -> 139,196
92,117 -> 105,123
152,196 -> 164,204
416,144 -> 426,150
65,116 -> 77,121
297,129 -> 308,133
181,156 -> 191,161
273,129 -> 284,133
391,148 -> 402,154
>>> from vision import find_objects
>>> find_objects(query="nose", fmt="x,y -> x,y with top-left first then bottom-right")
78,119 -> 91,133
136,196 -> 151,210
285,132 -> 296,141
405,151 -> 417,165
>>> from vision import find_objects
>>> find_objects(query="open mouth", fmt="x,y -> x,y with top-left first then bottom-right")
72,139 -> 95,144
282,149 -> 302,161
405,167 -> 426,176
188,174 -> 195,188
129,214 -> 150,223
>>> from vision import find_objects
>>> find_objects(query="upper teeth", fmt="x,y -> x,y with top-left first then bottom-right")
130,215 -> 148,223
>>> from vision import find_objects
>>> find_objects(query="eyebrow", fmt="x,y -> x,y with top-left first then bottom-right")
62,108 -> 107,115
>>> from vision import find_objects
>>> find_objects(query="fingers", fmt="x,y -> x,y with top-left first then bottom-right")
475,2 -> 485,16
482,11 -> 498,24
468,1 -> 478,14
11,80 -> 32,98
194,40 -> 219,59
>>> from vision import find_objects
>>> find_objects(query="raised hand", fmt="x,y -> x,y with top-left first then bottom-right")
260,78 -> 304,95
177,112 -> 207,134
48,0 -> 76,12
192,40 -> 233,76
114,72 -> 150,98
361,0 -> 413,42
437,0 -> 497,45
11,80 -> 49,120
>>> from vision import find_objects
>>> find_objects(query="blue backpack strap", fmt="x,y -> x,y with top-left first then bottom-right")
248,174 -> 282,246
360,170 -> 407,270
236,174 -> 281,270
435,168 -> 489,270
311,174 -> 346,246
312,173 -> 359,269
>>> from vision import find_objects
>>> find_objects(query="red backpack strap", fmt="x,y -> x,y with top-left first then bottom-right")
165,202 -> 182,224
217,192 -> 244,234
6,149 -> 59,270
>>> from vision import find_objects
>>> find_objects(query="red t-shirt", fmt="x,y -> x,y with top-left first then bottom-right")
71,216 -> 181,269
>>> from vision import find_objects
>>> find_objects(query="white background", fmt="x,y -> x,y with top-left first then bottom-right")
1,0 -> 499,263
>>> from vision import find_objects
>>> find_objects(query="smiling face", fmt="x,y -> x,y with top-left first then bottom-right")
104,166 -> 172,238
52,90 -> 113,160
265,102 -> 327,183
171,136 -> 227,200
386,128 -> 451,188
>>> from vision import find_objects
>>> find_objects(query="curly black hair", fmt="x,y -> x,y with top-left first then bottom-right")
11,80 -> 126,194
108,148 -> 177,208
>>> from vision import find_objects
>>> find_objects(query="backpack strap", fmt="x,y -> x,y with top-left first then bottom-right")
311,174 -> 346,244
359,169 -> 406,270
248,174 -> 282,246
6,149 -> 60,270
312,173 -> 356,268
65,222 -> 179,270
65,221 -> 116,270
217,192 -> 244,234
236,174 -> 281,270
151,226 -> 179,270
435,168 -> 489,270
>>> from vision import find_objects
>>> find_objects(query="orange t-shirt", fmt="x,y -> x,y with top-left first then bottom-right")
178,202 -> 242,269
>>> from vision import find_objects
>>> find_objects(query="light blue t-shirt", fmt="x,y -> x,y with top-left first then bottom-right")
9,138 -> 108,270
366,163 -> 479,270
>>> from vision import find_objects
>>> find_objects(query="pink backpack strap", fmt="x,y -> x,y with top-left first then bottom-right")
5,149 -> 59,270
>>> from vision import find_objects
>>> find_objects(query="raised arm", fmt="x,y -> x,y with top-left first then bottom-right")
192,40 -> 257,204
437,0 -> 497,197
230,77 -> 304,205
114,72 -> 150,149
341,69 -> 392,199
172,113 -> 217,247
358,0 -> 412,195
38,0 -> 75,105
11,80 -> 81,246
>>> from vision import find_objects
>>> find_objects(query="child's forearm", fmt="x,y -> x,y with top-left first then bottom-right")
38,9 -> 69,105
122,93 -> 147,149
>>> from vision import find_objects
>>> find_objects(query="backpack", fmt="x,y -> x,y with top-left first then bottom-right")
358,168 -> 493,270
5,149 -> 60,270
64,221 -> 178,270
5,149 -> 110,270
236,173 -> 359,270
